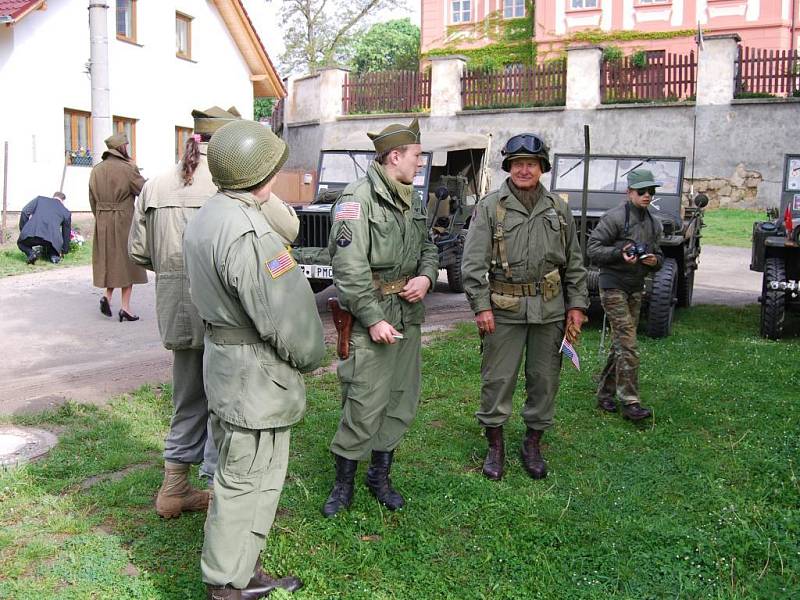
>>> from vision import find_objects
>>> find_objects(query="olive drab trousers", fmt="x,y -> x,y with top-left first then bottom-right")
330,325 -> 422,461
477,321 -> 564,431
201,414 -> 290,589
164,348 -> 218,479
597,289 -> 642,406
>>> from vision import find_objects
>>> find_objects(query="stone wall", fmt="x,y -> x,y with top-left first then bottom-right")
688,164 -> 764,209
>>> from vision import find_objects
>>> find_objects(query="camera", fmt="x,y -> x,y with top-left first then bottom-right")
624,242 -> 649,259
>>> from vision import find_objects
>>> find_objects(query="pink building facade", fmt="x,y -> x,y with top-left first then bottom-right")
422,0 -> 800,59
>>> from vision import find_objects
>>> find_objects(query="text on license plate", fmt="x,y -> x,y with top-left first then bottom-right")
299,264 -> 333,279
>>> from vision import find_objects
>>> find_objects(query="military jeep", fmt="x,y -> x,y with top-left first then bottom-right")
750,153 -> 800,340
550,154 -> 707,338
291,132 -> 491,293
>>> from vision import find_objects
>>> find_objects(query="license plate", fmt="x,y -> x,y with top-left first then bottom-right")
299,264 -> 333,279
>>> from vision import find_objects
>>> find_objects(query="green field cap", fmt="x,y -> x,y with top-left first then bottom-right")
627,169 -> 661,189
367,118 -> 421,153
192,106 -> 242,135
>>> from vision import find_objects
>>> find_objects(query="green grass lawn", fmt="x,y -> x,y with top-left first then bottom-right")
1,305 -> 798,599
0,240 -> 93,278
701,208 -> 766,248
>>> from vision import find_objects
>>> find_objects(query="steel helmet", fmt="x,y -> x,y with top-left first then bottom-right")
207,120 -> 288,190
501,133 -> 551,173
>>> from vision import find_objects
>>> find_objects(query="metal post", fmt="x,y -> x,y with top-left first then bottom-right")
88,2 -> 112,165
1,141 -> 8,243
580,125 -> 590,266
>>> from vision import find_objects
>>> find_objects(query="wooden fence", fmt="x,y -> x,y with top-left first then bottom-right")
735,46 -> 800,97
601,52 -> 696,103
461,62 -> 566,109
342,70 -> 431,114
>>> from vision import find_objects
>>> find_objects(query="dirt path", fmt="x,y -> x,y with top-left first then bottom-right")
0,245 -> 760,415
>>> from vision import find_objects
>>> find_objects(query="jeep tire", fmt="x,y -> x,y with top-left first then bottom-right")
646,257 -> 678,338
760,256 -> 786,340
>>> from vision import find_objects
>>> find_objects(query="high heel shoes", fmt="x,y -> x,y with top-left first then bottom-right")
100,296 -> 112,317
118,309 -> 140,322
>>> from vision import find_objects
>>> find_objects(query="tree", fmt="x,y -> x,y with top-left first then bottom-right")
254,97 -> 275,121
350,18 -> 419,73
279,0 -> 406,75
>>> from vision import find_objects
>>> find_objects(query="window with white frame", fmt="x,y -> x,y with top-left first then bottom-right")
504,0 -> 525,18
570,0 -> 598,9
452,0 -> 471,23
638,0 -> 668,4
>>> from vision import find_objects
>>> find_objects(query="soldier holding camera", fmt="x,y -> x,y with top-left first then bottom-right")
587,169 -> 664,421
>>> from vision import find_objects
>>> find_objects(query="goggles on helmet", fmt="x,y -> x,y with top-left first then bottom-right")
502,134 -> 545,157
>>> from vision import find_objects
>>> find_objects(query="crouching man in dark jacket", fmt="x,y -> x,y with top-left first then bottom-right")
587,169 -> 664,422
18,192 -> 71,264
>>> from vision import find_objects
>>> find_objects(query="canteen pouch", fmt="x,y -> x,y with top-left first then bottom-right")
542,269 -> 562,302
490,293 -> 521,312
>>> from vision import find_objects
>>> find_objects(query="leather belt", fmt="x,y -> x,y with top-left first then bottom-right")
489,279 -> 542,297
372,273 -> 409,295
205,323 -> 261,345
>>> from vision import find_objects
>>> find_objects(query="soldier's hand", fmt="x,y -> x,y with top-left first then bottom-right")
475,310 -> 495,336
640,254 -> 657,267
399,276 -> 431,303
369,320 -> 401,344
565,309 -> 588,345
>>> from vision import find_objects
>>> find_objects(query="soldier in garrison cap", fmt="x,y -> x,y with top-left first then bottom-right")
588,168 -> 665,423
461,133 -> 589,482
128,106 -> 241,521
89,130 -> 147,321
321,118 -> 439,518
183,119 -> 325,599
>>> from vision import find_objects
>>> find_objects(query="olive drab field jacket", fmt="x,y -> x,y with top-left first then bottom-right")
587,200 -> 664,294
328,162 -> 439,331
461,179 -> 589,324
128,147 -> 216,350
183,191 -> 326,429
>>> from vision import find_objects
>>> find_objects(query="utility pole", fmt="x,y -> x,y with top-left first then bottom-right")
88,2 -> 112,166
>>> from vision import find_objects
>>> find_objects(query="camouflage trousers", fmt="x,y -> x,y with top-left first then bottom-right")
597,289 -> 642,406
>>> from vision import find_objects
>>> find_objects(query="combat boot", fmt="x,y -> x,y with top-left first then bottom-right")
322,454 -> 358,517
249,564 -> 302,594
482,426 -> 505,480
155,461 -> 210,518
366,450 -> 404,511
621,403 -> 652,421
596,397 -> 617,413
520,428 -> 548,480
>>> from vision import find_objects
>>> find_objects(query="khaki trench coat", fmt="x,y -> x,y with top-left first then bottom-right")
128,147 -> 217,350
89,149 -> 147,288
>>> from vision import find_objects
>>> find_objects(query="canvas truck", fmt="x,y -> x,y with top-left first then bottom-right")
550,154 -> 708,338
291,132 -> 492,293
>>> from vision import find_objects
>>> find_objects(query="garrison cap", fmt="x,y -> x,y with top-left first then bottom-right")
627,169 -> 661,189
192,106 -> 242,135
367,118 -> 421,154
104,132 -> 129,150
207,120 -> 288,190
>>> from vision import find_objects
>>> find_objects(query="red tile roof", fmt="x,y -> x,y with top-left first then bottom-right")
0,0 -> 44,22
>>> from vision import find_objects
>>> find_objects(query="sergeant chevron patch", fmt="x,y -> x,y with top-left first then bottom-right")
266,249 -> 296,278
336,222 -> 353,247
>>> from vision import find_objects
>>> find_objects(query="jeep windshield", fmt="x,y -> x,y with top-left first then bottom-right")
553,156 -> 682,195
316,151 -> 431,199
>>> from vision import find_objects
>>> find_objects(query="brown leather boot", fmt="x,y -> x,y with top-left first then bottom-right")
520,428 -> 548,480
206,585 -> 242,600
155,461 -> 209,518
622,402 -> 652,421
250,564 -> 303,594
482,427 -> 504,480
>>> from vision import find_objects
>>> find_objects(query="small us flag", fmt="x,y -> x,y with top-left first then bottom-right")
560,336 -> 580,371
266,250 -> 296,279
334,202 -> 362,221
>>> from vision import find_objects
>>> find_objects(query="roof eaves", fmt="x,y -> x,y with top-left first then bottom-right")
1,0 -> 46,25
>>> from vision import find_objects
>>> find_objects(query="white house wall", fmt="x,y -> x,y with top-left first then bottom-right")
1,0 -> 256,213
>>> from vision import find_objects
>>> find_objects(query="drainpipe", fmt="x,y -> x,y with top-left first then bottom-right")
88,2 -> 112,166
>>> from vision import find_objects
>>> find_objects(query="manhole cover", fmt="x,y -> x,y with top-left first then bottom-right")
0,426 -> 59,469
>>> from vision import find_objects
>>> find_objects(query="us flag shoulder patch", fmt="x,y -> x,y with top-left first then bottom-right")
334,202 -> 362,221
265,249 -> 296,279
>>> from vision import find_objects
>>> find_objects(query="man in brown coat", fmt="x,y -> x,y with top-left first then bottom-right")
89,132 -> 147,321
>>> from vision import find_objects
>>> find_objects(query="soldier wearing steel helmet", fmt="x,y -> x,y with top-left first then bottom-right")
461,133 -> 589,482
183,119 -> 325,599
